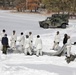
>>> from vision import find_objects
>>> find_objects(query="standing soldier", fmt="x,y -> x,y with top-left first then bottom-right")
29,32 -> 33,51
63,34 -> 68,55
63,34 -> 68,45
52,31 -> 60,50
35,35 -> 42,57
66,36 -> 71,58
65,35 -> 76,63
10,30 -> 17,50
1,34 -> 8,54
19,32 -> 25,52
24,35 -> 32,55
0,29 -> 6,50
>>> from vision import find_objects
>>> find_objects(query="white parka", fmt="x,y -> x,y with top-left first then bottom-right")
54,34 -> 60,42
67,38 -> 71,47
10,34 -> 17,48
35,38 -> 42,50
29,34 -> 33,42
10,34 -> 17,43
19,35 -> 25,46
25,38 -> 30,48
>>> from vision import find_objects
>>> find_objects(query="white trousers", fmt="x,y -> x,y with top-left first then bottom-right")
30,42 -> 33,51
10,42 -> 16,50
19,45 -> 24,52
24,47 -> 32,55
53,42 -> 59,50
67,47 -> 71,57
36,49 -> 42,56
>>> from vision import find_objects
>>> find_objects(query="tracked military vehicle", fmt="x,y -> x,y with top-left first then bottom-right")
39,14 -> 69,28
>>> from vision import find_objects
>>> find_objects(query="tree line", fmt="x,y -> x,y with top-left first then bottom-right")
42,0 -> 76,15
0,0 -> 41,12
0,0 -> 76,15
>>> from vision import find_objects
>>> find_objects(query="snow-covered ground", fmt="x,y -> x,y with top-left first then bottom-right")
0,10 -> 76,75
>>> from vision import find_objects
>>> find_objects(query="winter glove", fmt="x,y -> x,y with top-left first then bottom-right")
31,41 -> 33,43
58,42 -> 59,44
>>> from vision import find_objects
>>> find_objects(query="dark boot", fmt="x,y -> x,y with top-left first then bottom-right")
66,57 -> 70,63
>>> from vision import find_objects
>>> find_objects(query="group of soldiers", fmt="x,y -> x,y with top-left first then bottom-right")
52,31 -> 72,58
0,29 -> 75,63
0,29 -> 42,57
0,29 -> 73,58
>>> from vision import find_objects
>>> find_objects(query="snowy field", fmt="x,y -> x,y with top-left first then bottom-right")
0,10 -> 76,75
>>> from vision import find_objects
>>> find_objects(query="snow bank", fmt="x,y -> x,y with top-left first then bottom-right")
0,53 -> 76,68
0,62 -> 58,75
